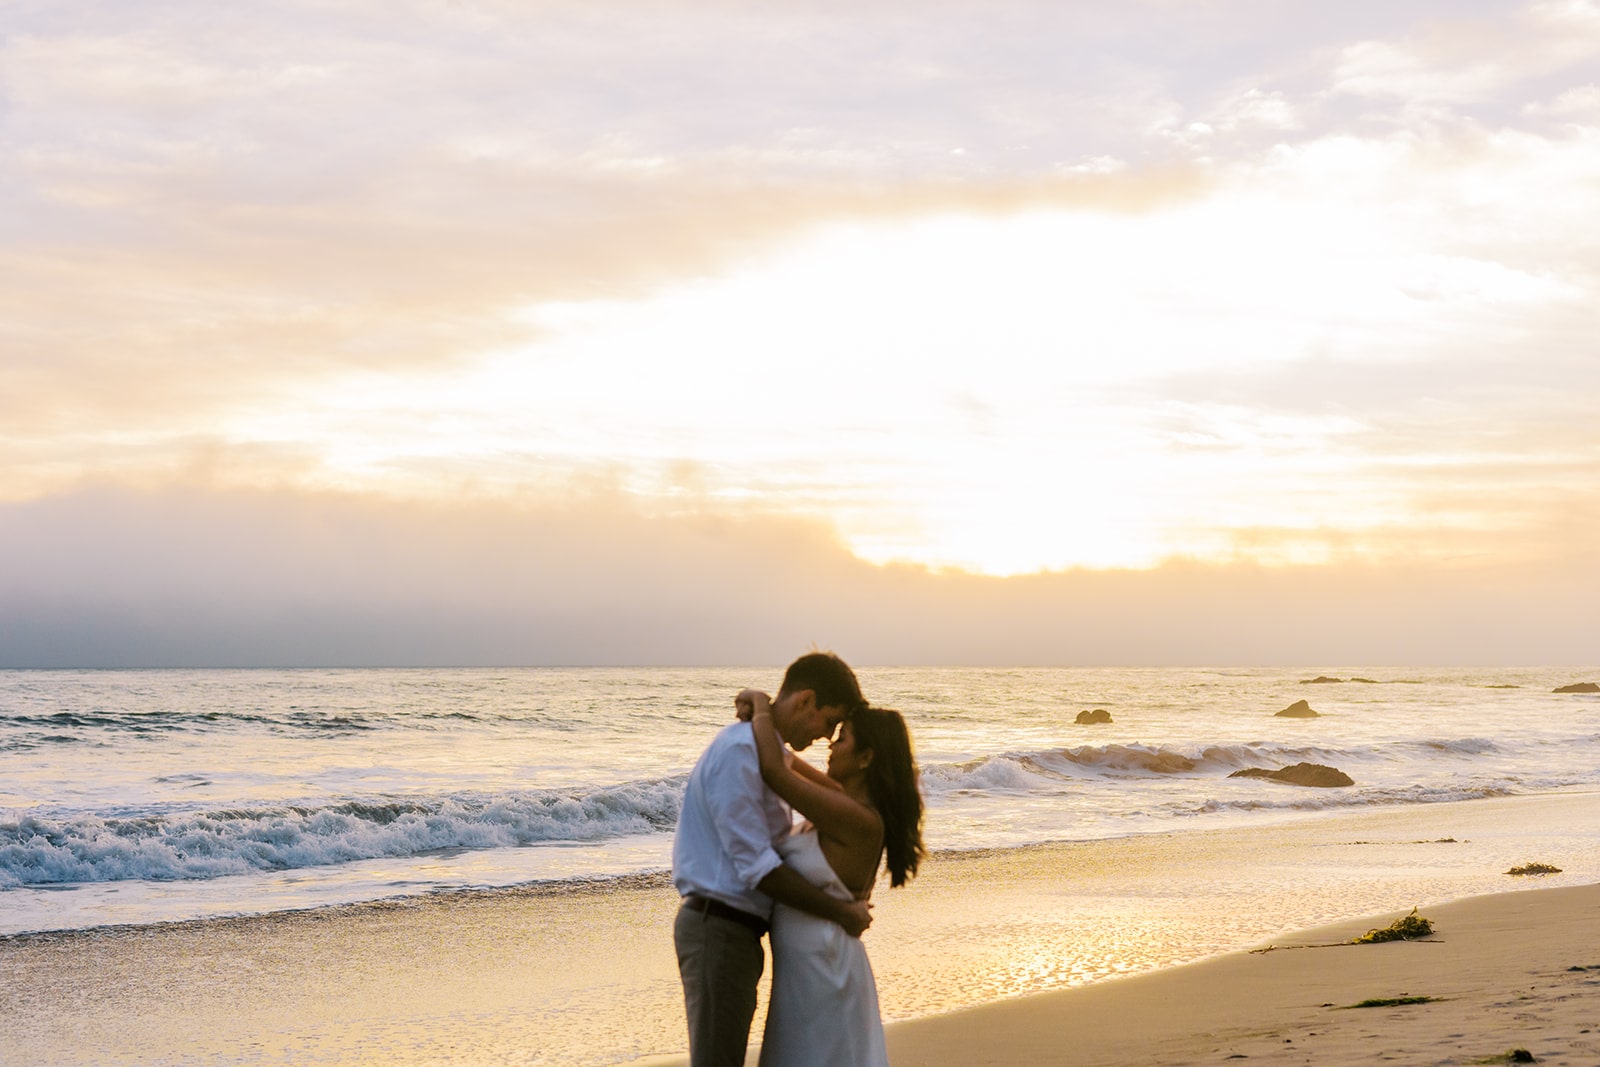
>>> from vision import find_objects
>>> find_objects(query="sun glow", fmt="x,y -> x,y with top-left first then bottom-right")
202,172 -> 1573,576
6,0 -> 1600,674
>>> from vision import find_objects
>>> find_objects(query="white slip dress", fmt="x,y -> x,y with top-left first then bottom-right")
758,828 -> 888,1067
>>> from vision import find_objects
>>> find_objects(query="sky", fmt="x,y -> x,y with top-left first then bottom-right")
2,1 -> 1598,666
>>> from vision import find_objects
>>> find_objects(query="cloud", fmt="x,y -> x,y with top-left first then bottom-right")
0,485 -> 844,666
0,161 -> 1212,472
1,0 -> 1393,447
2,486 -> 1596,667
1,0 -> 1226,447
4,0 -> 1599,583
1524,83 -> 1600,118
1331,40 -> 1511,104
1329,2 -> 1600,105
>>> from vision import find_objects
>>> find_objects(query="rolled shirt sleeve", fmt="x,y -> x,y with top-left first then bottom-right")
672,722 -> 792,916
703,735 -> 785,889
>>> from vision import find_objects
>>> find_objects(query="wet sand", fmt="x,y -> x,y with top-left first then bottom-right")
885,882 -> 1600,1066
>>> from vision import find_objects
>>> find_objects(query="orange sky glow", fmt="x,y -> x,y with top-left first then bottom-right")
2,1 -> 1597,665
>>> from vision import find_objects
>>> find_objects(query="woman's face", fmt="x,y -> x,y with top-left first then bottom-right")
826,720 -> 871,780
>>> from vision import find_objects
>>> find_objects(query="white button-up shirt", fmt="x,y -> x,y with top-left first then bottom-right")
672,721 -> 792,918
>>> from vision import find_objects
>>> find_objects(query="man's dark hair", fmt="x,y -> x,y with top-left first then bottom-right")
777,651 -> 864,714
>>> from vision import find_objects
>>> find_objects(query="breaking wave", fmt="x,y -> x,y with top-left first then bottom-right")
920,737 -> 1505,796
0,776 -> 686,887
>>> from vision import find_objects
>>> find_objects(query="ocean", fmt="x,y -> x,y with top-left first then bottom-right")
4,665 -> 1597,937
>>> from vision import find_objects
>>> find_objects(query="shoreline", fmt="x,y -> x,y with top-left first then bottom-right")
2,790 -> 1597,1065
6,783 -> 1590,941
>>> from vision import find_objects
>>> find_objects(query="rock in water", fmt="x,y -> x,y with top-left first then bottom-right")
1303,675 -> 1344,684
1275,699 -> 1320,717
1553,681 -> 1599,693
1229,762 -> 1354,787
1075,708 -> 1114,724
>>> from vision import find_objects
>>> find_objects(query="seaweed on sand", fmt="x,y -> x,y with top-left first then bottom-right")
1352,907 -> 1434,943
1344,995 -> 1437,1008
1506,863 -> 1562,876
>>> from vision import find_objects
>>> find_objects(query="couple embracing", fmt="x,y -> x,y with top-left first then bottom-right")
672,652 -> 926,1066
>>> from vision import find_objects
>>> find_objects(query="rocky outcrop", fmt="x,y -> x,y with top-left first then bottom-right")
1275,699 -> 1319,718
1553,682 -> 1599,694
1075,708 -> 1114,724
1230,762 -> 1354,787
1303,676 -> 1343,684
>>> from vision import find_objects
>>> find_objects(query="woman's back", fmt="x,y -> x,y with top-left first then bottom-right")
812,820 -> 881,899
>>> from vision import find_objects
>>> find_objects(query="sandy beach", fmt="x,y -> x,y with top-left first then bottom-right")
885,883 -> 1600,1066
2,791 -> 1596,1065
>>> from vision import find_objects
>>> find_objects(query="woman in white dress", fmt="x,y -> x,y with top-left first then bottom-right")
738,691 -> 926,1067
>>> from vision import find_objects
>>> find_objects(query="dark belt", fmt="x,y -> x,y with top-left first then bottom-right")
681,894 -> 770,937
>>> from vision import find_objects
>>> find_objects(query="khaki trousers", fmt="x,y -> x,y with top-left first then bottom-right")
674,902 -> 766,1067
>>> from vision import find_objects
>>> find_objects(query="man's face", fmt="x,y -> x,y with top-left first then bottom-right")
817,705 -> 846,746
778,691 -> 846,751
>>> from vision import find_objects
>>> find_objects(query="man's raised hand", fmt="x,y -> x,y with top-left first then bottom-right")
837,898 -> 873,939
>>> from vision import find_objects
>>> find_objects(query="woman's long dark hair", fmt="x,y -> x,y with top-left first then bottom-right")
850,706 -> 925,888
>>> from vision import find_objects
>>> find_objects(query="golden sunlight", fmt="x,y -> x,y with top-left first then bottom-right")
208,190 -> 1525,576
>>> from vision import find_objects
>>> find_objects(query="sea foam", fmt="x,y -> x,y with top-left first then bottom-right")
4,665 -> 1598,931
0,777 -> 685,887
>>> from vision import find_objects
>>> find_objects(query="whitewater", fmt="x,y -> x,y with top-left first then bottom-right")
3,665 -> 1598,936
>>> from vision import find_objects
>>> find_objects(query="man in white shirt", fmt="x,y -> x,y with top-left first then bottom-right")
672,651 -> 872,1067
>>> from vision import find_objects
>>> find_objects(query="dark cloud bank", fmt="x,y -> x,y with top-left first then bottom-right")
1,487 -> 1595,668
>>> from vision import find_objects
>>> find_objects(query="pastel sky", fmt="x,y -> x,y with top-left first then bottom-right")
3,1 -> 1598,666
